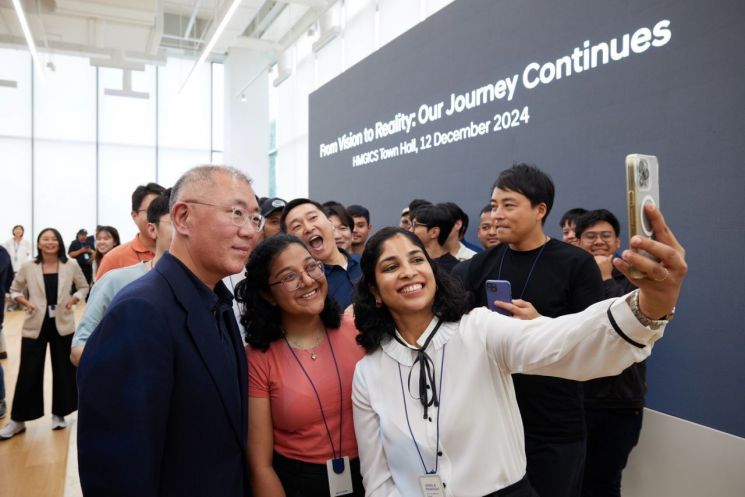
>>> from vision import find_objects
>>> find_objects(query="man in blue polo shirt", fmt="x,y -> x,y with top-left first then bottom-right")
280,198 -> 361,310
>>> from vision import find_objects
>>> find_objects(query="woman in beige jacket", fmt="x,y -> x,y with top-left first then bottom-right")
0,228 -> 88,440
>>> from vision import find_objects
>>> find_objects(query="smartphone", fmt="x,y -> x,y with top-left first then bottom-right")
485,279 -> 512,316
625,154 -> 660,279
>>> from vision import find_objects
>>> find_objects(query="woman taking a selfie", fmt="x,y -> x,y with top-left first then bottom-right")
236,234 -> 365,497
351,205 -> 686,497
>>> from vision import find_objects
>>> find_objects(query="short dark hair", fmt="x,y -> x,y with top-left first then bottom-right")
35,228 -> 67,263
442,202 -> 469,238
132,182 -> 166,212
480,204 -> 493,216
493,164 -> 555,225
408,198 -> 432,216
323,204 -> 354,229
353,227 -> 469,353
147,189 -> 172,224
234,234 -> 341,351
279,198 -> 325,232
574,209 -> 621,239
347,204 -> 370,224
411,204 -> 454,246
559,208 -> 588,228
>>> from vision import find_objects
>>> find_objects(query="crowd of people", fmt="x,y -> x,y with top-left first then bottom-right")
0,163 -> 687,497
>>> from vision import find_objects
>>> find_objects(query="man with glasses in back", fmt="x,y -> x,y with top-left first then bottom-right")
78,166 -> 263,497
575,209 -> 644,497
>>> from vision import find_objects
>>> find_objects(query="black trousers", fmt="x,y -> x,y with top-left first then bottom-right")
525,436 -> 586,497
273,452 -> 365,497
484,476 -> 540,497
11,316 -> 78,421
581,409 -> 643,497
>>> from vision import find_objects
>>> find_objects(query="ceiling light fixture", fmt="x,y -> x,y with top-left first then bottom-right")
180,0 -> 243,93
11,0 -> 45,82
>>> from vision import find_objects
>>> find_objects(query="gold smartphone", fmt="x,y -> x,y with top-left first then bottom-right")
626,154 -> 660,279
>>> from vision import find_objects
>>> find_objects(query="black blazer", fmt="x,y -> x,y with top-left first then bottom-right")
77,252 -> 250,497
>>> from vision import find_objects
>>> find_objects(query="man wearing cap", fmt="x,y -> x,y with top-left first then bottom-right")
69,229 -> 95,285
260,197 -> 286,239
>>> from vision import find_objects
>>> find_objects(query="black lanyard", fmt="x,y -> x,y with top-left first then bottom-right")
398,343 -> 446,475
284,329 -> 344,461
497,239 -> 548,300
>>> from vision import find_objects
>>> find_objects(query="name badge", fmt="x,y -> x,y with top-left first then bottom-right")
326,456 -> 354,496
419,474 -> 446,497
48,305 -> 56,318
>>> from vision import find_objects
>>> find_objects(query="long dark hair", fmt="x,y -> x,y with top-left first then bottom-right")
94,225 -> 121,266
353,227 -> 468,353
34,228 -> 67,263
234,234 -> 341,351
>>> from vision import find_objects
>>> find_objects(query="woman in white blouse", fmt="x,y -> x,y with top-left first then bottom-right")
351,206 -> 686,497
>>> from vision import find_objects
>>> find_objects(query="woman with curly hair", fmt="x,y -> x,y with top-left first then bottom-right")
235,234 -> 365,497
351,211 -> 686,497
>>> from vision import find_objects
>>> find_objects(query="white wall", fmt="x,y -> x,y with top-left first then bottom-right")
223,48 -> 270,196
623,409 -> 745,497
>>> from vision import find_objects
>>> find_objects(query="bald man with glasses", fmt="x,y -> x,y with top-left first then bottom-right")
78,165 -> 263,497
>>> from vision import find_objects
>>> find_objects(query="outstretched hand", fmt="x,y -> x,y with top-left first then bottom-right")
613,204 -> 687,319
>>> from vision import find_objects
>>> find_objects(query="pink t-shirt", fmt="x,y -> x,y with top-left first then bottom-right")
247,314 -> 366,464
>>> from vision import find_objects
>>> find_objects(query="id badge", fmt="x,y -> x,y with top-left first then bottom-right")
419,474 -> 446,497
326,456 -> 354,496
48,305 -> 56,318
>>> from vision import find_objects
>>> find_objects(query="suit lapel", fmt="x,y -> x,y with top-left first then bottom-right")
31,263 -> 45,301
156,254 -> 243,445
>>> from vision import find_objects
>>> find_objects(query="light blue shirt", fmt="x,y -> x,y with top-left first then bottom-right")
72,262 -> 149,348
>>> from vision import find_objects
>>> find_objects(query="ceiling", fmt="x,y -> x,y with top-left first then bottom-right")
0,0 -> 333,70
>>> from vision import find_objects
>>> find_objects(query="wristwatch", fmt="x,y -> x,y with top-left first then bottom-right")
629,289 -> 675,330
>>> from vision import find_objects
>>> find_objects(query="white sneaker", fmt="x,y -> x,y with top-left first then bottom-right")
0,420 -> 26,440
51,415 -> 67,430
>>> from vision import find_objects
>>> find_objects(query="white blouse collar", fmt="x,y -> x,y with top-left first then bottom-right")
381,315 -> 457,366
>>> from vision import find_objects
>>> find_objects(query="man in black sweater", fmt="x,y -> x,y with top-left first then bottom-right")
575,209 -> 643,497
454,164 -> 604,497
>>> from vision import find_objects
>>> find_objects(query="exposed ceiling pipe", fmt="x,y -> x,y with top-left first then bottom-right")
183,0 -> 205,39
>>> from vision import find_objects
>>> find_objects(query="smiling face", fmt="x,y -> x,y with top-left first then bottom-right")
264,242 -> 328,319
578,220 -> 620,257
284,203 -> 338,263
96,230 -> 116,255
477,211 -> 500,249
352,216 -> 371,247
174,171 -> 260,286
329,214 -> 352,252
38,229 -> 61,259
371,234 -> 436,323
490,188 -> 547,248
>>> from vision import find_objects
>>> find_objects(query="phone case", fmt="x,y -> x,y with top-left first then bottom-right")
485,279 -> 512,316
625,154 -> 660,278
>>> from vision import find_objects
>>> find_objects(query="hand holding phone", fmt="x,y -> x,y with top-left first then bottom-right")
485,280 -> 512,316
626,154 -> 660,279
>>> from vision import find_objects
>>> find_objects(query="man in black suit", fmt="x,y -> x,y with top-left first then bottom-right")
77,165 -> 263,497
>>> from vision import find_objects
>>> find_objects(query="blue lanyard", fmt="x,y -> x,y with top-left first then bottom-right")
497,238 -> 549,300
284,329 -> 344,460
398,343 -> 446,475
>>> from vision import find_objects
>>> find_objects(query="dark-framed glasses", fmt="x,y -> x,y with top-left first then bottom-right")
269,262 -> 325,291
580,231 -> 615,242
184,200 -> 265,231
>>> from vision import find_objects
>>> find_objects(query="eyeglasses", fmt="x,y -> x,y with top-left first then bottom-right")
410,220 -> 428,230
269,262 -> 325,291
580,231 -> 616,242
184,200 -> 265,231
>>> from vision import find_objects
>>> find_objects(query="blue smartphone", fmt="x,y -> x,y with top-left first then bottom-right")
485,279 -> 512,316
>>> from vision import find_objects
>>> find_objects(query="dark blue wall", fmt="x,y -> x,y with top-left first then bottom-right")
309,0 -> 745,437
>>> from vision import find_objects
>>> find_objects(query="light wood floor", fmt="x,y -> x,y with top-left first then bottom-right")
0,305 -> 84,497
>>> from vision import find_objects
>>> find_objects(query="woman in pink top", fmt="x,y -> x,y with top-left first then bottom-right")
236,234 -> 365,497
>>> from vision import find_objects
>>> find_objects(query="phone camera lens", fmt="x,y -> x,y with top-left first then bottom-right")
637,159 -> 650,189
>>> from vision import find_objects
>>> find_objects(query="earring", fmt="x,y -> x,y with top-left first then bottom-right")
375,299 -> 382,307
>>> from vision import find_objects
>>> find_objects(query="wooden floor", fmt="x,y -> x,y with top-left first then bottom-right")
0,305 -> 84,497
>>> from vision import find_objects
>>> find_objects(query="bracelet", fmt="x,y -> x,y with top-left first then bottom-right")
629,289 -> 674,330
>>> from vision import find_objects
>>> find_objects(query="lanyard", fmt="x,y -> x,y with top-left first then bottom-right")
497,238 -> 548,300
398,343 -> 446,475
284,329 -> 344,460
